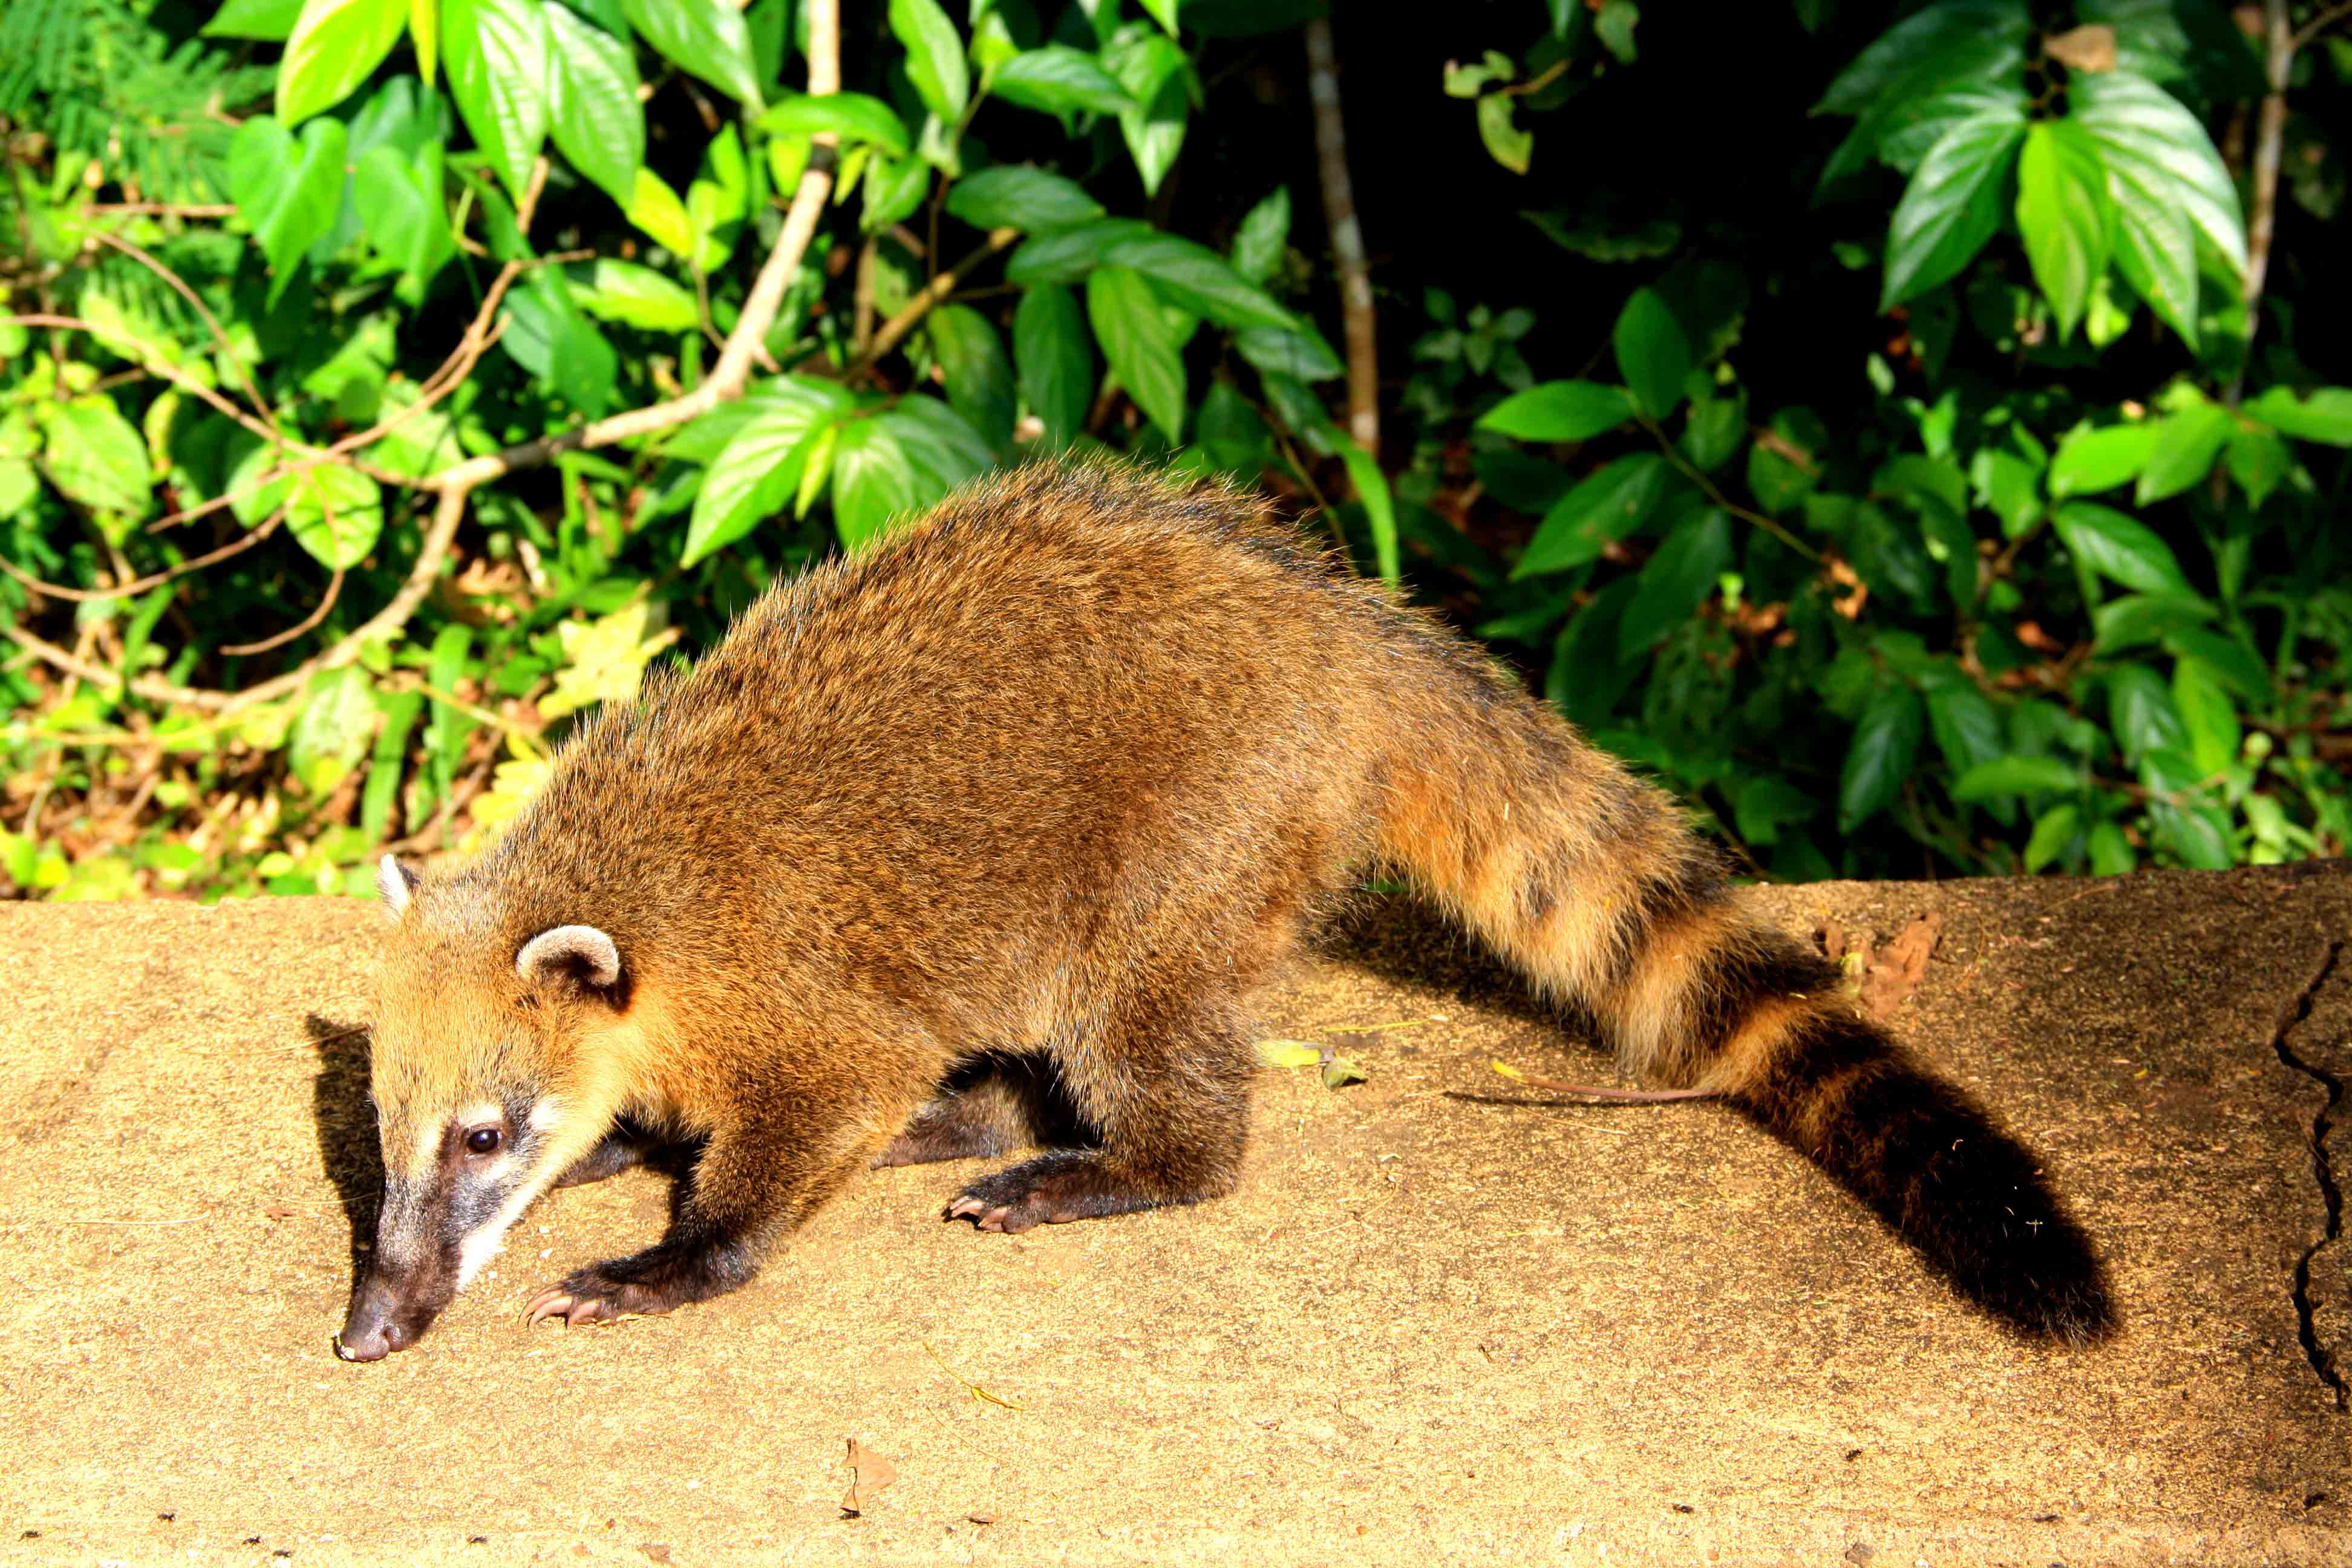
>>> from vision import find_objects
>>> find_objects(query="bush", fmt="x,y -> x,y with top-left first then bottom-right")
1,0 -> 2346,901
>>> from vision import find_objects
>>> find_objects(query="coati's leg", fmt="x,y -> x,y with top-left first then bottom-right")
946,996 -> 1252,1233
528,1101 -> 895,1326
550,1116 -> 697,1187
873,1054 -> 1094,1168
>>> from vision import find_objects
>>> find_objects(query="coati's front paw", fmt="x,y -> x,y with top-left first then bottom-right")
524,1267 -> 681,1327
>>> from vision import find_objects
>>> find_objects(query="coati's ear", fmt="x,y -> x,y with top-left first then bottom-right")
515,924 -> 623,995
376,854 -> 420,917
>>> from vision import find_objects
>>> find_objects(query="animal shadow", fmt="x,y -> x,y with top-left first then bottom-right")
304,1012 -> 380,1282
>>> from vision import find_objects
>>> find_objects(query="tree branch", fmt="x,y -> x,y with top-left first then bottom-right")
1305,15 -> 1379,460
2230,0 -> 2293,405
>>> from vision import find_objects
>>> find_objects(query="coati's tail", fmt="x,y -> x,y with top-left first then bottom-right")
1368,635 -> 2115,1344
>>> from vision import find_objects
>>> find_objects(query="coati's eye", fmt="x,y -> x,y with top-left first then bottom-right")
465,1126 -> 502,1157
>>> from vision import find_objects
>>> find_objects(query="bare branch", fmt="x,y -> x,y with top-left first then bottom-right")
854,227 -> 1021,371
2,506 -> 287,601
221,564 -> 345,657
2230,0 -> 2293,405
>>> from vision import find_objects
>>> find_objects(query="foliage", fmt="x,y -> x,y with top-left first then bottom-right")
0,0 -> 2347,903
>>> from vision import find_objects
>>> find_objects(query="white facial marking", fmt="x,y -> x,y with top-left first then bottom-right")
456,1181 -> 543,1287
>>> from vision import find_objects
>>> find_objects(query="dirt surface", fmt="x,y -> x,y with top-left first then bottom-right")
3,866 -> 2348,1566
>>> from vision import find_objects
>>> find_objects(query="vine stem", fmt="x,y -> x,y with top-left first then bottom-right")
1636,413 -> 1823,563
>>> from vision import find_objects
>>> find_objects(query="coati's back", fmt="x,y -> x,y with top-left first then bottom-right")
344,462 -> 2110,1362
479,465 -> 1423,1039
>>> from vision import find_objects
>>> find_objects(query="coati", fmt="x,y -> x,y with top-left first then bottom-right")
335,462 -> 2113,1361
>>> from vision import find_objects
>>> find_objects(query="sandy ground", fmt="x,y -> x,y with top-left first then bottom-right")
1,864 -> 2347,1566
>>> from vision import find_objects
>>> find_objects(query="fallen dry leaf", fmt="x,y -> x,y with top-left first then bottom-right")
2043,24 -> 2117,71
1860,913 -> 1942,1019
636,1546 -> 671,1565
840,1439 -> 897,1517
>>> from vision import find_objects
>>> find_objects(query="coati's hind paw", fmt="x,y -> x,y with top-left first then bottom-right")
524,1269 -> 681,1327
946,1150 -> 1198,1233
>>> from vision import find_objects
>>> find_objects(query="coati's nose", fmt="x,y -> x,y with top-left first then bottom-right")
335,1279 -> 414,1362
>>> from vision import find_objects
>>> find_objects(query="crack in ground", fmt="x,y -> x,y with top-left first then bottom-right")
2272,938 -> 2348,1412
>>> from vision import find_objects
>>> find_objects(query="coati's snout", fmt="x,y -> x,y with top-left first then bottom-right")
335,1256 -> 452,1362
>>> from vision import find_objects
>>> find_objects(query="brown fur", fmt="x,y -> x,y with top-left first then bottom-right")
344,461 -> 2110,1359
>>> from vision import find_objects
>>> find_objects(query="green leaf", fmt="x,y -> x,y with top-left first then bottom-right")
1881,106 -> 2026,308
2140,749 -> 2232,868
544,2 -> 644,207
621,0 -> 763,108
685,378 -> 857,565
1097,231 -> 1293,332
624,168 -> 708,262
2133,401 -> 2232,504
829,417 -> 921,549
1612,289 -> 1690,420
2091,592 -> 2215,653
1816,0 -> 2029,115
756,93 -> 912,156
890,0 -> 970,122
1838,683 -> 1924,833
929,304 -> 1016,453
1514,455 -> 1670,578
1475,93 -> 1532,175
989,45 -> 1134,116
500,276 -> 619,417
1088,265 -> 1186,443
1547,578 -> 1643,728
1952,754 -> 2077,802
411,0 -> 439,85
1734,774 -> 1817,848
278,0 -> 410,125
564,258 -> 699,332
1681,396 -> 1745,474
1968,444 -> 2044,537
828,401 -> 992,549
1618,507 -> 1732,661
36,396 -> 152,520
1478,381 -> 1636,444
1926,681 -> 2004,777
1138,0 -> 1180,36
2024,803 -> 2079,872
205,0 -> 309,39
2224,424 -> 2292,508
283,464 -> 387,569
351,144 -> 454,295
289,667 -> 380,796
1256,1039 -> 1322,1070
1234,325 -> 1342,383
2014,119 -> 2109,341
944,166 -> 1103,233
1004,218 -> 1157,286
2161,626 -> 2273,704
1015,286 -> 1093,450
2245,385 -> 2352,446
1332,433 -> 1399,586
1194,380 -> 1273,477
228,115 -> 348,304
2047,421 -> 2158,498
1230,186 -> 1290,286
2050,501 -> 2189,596
1105,27 -> 1194,196
444,0 -> 551,197
858,148 -> 930,235
2071,73 -> 2247,279
2086,820 -> 2135,875
362,690 -> 425,841
2171,655 -> 2238,777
